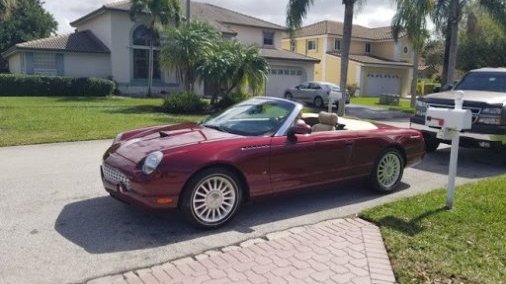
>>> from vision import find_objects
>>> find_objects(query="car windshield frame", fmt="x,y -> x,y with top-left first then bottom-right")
202,97 -> 302,137
454,71 -> 506,93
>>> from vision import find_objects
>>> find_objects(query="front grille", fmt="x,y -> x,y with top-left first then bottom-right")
102,163 -> 131,190
428,103 -> 482,123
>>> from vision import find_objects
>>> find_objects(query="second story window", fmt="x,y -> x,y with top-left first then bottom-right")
334,39 -> 341,51
365,43 -> 371,53
307,40 -> 317,51
263,31 -> 274,46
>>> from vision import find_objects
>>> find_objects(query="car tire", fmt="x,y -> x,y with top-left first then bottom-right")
369,148 -> 405,193
314,96 -> 324,108
285,92 -> 293,100
180,167 -> 243,229
424,136 -> 440,153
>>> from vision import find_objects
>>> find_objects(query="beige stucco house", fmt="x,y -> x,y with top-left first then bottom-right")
282,20 -> 414,97
2,1 -> 318,97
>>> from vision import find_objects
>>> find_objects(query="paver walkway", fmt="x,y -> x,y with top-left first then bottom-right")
87,218 -> 396,284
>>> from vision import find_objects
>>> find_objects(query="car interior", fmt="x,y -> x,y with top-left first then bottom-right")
300,111 -> 379,133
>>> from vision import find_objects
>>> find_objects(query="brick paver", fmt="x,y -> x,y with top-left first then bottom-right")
86,218 -> 395,284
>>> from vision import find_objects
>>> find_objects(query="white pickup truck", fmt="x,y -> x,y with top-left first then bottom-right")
410,68 -> 506,155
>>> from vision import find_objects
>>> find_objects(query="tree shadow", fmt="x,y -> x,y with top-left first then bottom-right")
54,179 -> 410,254
364,207 -> 447,236
106,105 -> 165,114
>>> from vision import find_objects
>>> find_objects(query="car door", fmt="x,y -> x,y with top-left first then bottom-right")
309,131 -> 357,182
293,82 -> 310,101
269,134 -> 318,193
306,82 -> 321,103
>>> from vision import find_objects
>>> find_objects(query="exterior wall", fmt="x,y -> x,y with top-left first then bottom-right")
398,37 -> 414,63
76,13 -> 113,49
8,53 -> 22,73
324,54 -> 360,86
64,53 -> 111,78
372,41 -> 395,59
361,65 -> 411,97
227,24 -> 282,48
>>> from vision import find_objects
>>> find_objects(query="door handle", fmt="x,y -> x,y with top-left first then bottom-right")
345,140 -> 354,146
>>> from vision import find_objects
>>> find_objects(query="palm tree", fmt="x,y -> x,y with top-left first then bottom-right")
287,0 -> 364,116
0,0 -> 15,20
433,0 -> 506,86
199,40 -> 270,100
160,20 -> 221,92
130,0 -> 181,97
391,0 -> 433,108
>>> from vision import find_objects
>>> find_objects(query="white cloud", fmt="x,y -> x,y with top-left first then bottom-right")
43,0 -> 397,34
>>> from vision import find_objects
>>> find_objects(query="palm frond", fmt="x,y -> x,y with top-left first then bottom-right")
479,0 -> 506,27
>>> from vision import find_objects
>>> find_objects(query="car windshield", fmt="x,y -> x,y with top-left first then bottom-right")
455,72 -> 506,93
203,98 -> 295,136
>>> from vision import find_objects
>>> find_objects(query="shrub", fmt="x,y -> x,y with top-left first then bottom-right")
347,83 -> 359,97
214,92 -> 251,110
0,74 -> 115,97
162,91 -> 208,114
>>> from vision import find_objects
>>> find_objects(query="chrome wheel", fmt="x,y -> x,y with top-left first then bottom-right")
314,97 -> 324,108
377,153 -> 402,188
192,175 -> 237,224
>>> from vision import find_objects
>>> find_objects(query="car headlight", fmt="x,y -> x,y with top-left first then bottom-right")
415,100 -> 428,116
142,151 -> 163,175
477,116 -> 502,125
481,108 -> 502,115
416,100 -> 428,108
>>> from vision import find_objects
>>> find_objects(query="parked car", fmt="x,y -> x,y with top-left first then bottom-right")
102,97 -> 425,229
284,81 -> 350,108
411,68 -> 506,153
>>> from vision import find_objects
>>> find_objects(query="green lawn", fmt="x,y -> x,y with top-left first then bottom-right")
350,97 -> 414,113
361,176 -> 506,284
0,97 -> 205,147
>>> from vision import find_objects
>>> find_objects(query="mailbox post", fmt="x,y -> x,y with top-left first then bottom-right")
425,91 -> 472,209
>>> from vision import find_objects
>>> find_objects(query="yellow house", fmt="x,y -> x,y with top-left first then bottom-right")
282,20 -> 414,97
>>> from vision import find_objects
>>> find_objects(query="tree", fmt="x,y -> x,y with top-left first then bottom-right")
0,0 -> 15,20
287,0 -> 364,116
160,21 -> 221,92
130,0 -> 181,97
0,0 -> 57,71
198,40 -> 270,101
433,0 -> 506,85
391,0 -> 433,107
458,4 -> 506,71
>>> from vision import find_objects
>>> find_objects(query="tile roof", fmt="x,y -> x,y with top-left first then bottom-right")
260,48 -> 320,63
2,30 -> 110,57
290,20 -> 406,41
327,52 -> 413,67
72,1 -> 286,32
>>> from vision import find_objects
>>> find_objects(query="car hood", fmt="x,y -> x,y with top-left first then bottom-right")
115,124 -> 240,163
425,90 -> 506,106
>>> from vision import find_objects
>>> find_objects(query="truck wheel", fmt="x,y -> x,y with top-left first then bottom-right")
424,136 -> 440,153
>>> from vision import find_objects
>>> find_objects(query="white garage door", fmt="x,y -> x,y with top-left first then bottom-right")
366,73 -> 401,97
266,67 -> 305,98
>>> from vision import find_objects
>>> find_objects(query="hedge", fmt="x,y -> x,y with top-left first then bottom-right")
162,91 -> 209,114
0,74 -> 115,97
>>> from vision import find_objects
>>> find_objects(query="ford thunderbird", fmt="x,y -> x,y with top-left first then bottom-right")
101,97 -> 425,229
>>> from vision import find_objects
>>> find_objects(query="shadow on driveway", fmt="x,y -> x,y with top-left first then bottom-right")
54,179 -> 409,254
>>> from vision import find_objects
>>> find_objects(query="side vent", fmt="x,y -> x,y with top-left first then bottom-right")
241,145 -> 270,151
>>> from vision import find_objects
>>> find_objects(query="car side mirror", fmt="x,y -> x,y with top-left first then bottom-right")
288,120 -> 311,142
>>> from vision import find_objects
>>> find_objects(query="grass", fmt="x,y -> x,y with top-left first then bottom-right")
0,96 -> 206,147
350,97 -> 414,114
361,175 -> 506,284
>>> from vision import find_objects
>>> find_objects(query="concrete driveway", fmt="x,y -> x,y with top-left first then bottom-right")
1,129 -> 504,284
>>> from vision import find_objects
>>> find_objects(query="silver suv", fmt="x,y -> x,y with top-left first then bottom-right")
284,81 -> 350,108
410,68 -> 506,153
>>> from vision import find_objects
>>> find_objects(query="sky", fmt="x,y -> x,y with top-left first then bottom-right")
43,0 -> 397,34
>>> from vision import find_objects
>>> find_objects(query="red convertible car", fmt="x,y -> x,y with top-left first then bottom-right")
101,97 -> 425,229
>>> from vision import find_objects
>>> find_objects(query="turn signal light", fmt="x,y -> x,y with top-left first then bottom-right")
157,197 -> 174,204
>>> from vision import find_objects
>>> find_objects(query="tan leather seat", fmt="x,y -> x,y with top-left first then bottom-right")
312,112 -> 338,132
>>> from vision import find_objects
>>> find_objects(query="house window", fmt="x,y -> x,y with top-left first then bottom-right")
133,49 -> 161,80
132,25 -> 161,80
307,40 -> 317,51
334,39 -> 341,51
403,46 -> 409,54
33,53 -> 57,76
263,31 -> 274,46
365,43 -> 371,53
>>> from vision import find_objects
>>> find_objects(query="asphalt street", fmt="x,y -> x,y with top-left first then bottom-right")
1,124 -> 505,284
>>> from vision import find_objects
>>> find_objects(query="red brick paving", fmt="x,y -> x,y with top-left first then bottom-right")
87,218 -> 396,284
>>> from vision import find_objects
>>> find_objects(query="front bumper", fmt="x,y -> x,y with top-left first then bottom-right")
100,157 -> 179,209
410,118 -> 506,149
